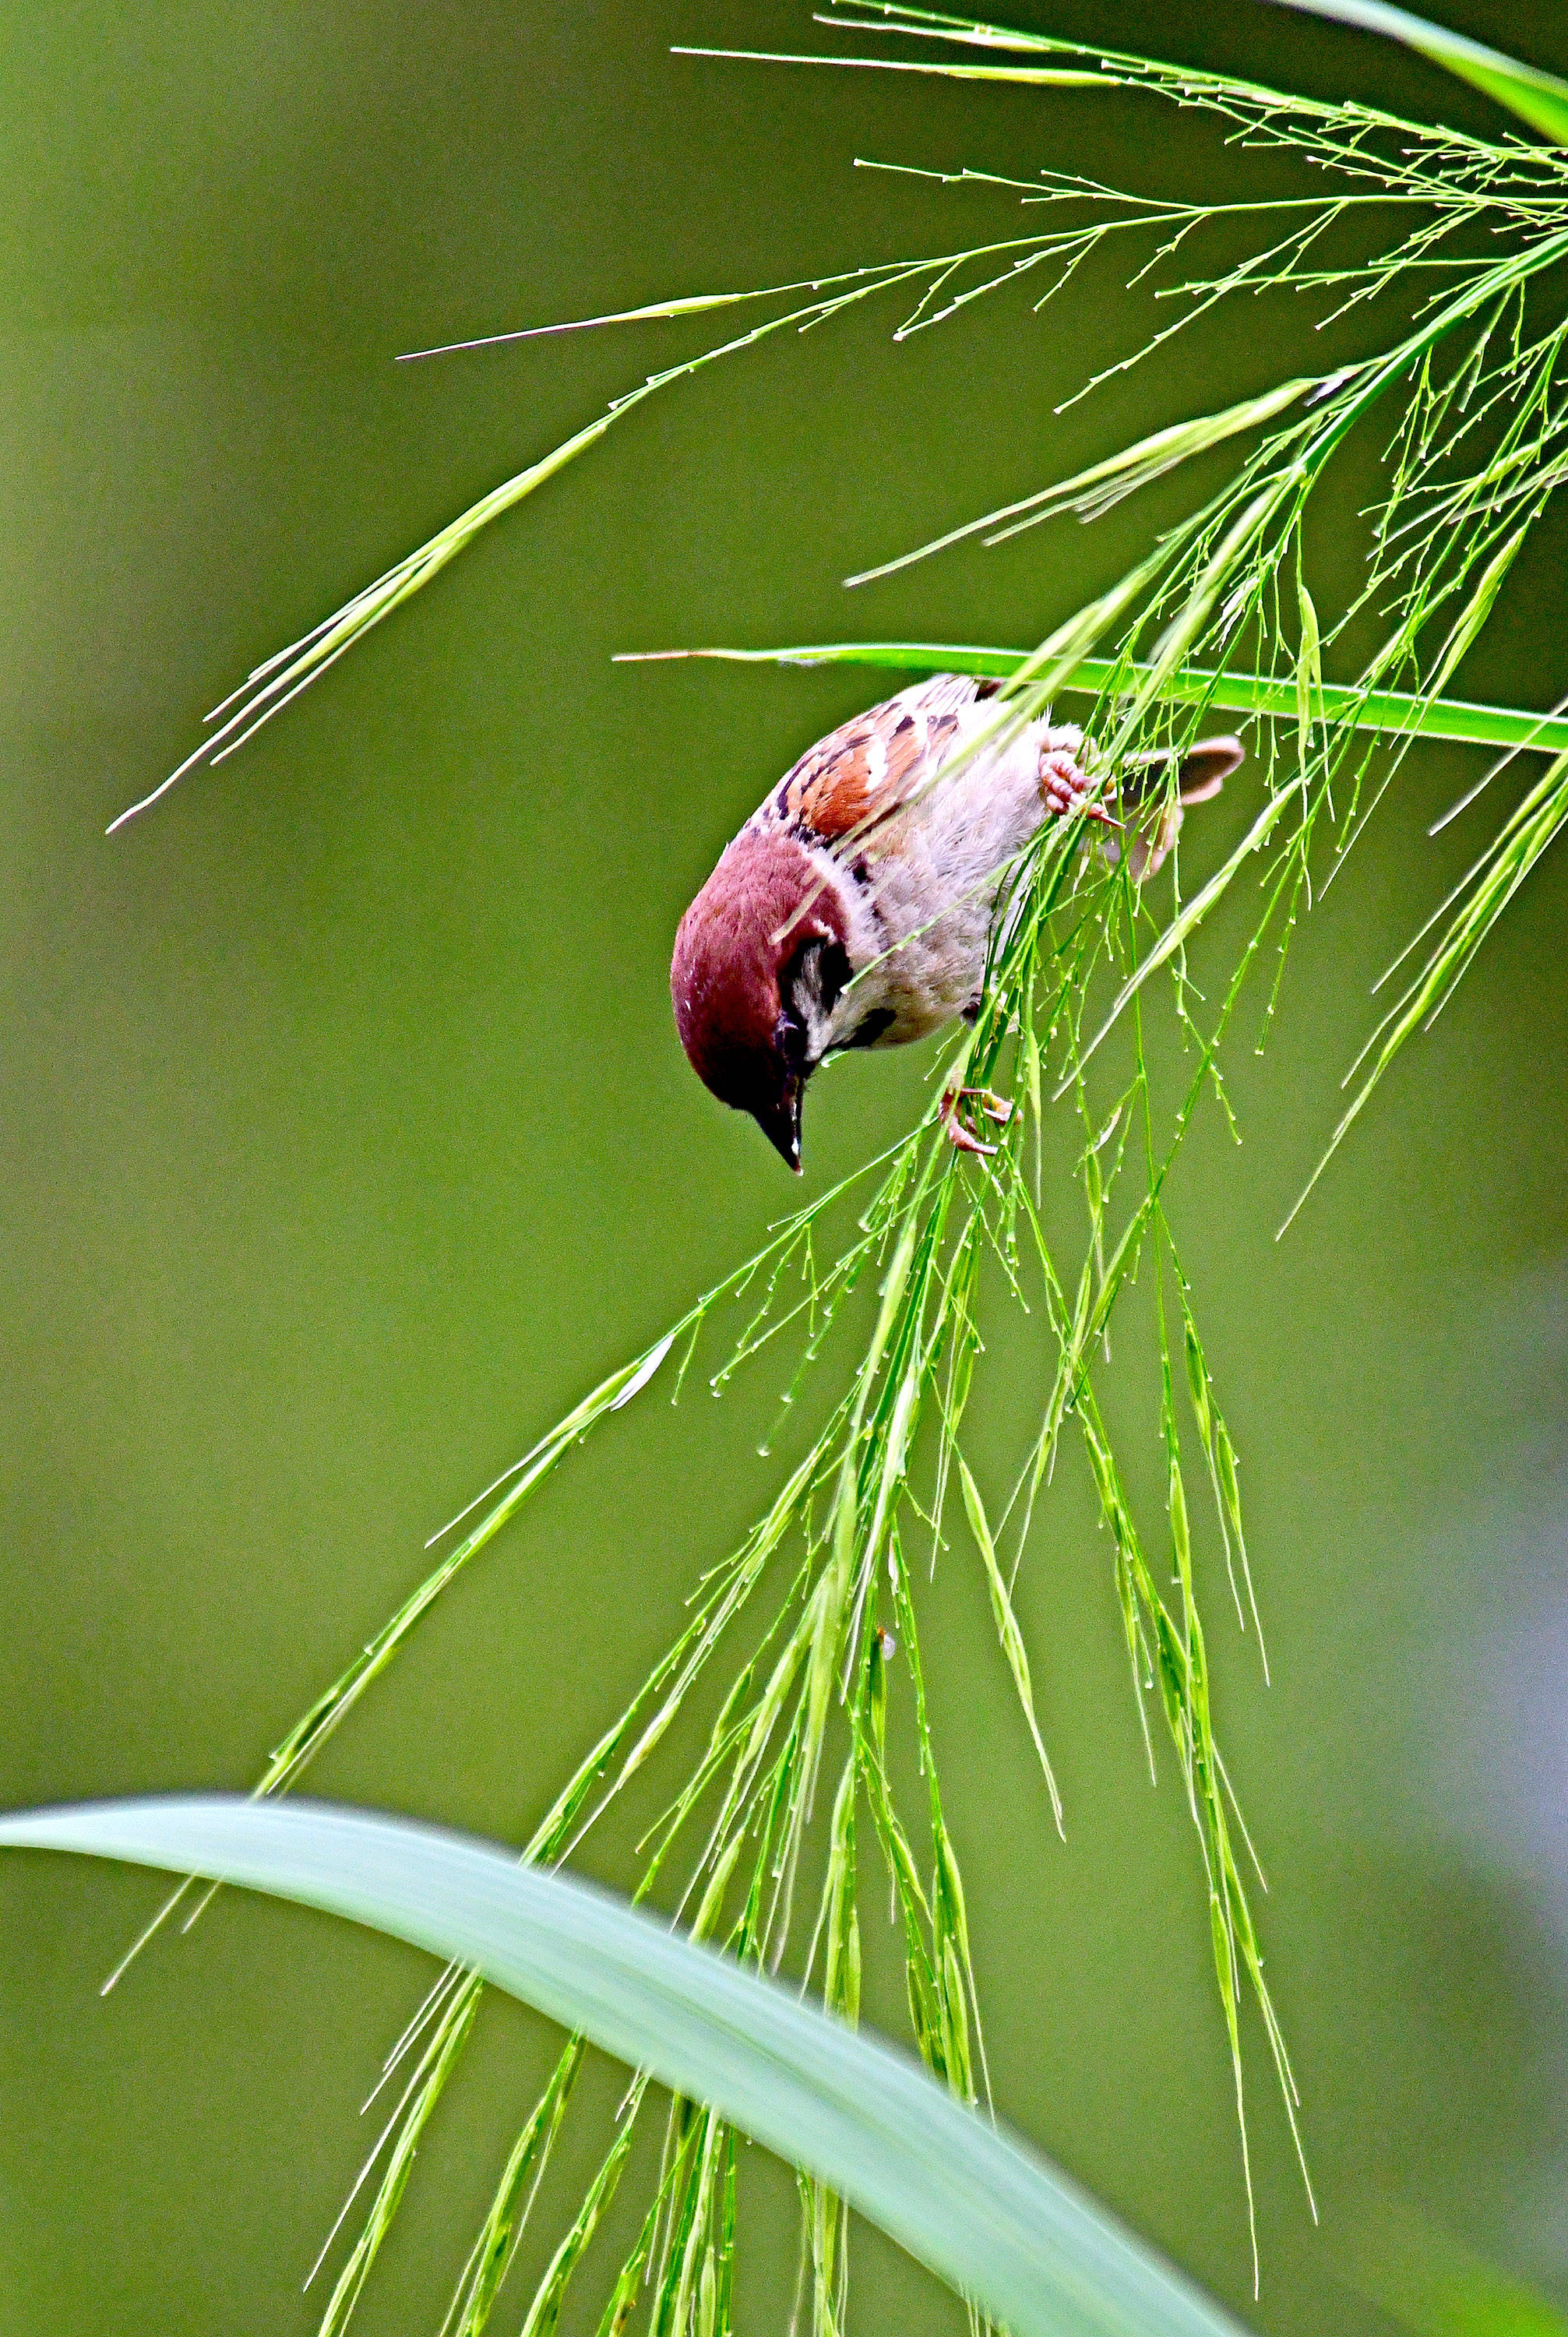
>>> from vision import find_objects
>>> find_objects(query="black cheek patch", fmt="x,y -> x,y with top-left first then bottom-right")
780,936 -> 855,1021
841,1006 -> 896,1051
816,939 -> 854,1014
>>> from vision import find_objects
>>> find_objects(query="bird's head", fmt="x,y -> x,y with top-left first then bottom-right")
671,830 -> 853,1173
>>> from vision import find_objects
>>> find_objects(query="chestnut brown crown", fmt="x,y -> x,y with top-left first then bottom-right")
670,830 -> 850,1173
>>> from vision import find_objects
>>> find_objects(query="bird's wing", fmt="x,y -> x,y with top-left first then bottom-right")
766,674 -> 988,848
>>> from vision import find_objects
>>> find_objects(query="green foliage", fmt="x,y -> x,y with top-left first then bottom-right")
0,1796 -> 1252,2337
1274,0 -> 1568,145
86,4 -> 1568,2332
620,641 -> 1568,760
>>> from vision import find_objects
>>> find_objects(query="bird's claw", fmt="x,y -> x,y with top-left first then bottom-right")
1041,746 -> 1122,830
941,1086 -> 1014,1155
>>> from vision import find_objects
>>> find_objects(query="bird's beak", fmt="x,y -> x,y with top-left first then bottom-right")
756,1077 -> 804,1174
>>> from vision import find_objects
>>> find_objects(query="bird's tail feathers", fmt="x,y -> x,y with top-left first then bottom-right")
1119,733 -> 1243,806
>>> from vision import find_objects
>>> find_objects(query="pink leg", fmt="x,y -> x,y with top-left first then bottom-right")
940,1086 -> 1015,1155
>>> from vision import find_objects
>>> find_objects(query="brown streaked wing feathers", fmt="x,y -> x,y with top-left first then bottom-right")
771,677 -> 979,844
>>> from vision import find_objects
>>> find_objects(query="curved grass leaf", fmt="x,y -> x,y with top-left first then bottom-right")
617,642 -> 1568,757
1270,1 -> 1568,146
3,1795 -> 1249,2337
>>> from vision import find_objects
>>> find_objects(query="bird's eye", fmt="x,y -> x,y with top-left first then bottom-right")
777,1011 -> 809,1067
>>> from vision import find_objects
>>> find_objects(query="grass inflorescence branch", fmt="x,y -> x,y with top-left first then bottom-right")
115,6 -> 1568,2331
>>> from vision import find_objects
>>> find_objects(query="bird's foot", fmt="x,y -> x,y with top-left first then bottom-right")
940,1086 -> 1014,1155
1041,744 -> 1121,830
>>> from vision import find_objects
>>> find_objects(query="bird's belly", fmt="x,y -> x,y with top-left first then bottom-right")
864,886 -> 993,1042
846,743 -> 1046,1045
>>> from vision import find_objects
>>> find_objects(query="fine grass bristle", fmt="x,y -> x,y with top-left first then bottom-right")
109,5 -> 1568,2330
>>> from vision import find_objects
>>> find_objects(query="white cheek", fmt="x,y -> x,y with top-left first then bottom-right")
802,995 -> 837,1063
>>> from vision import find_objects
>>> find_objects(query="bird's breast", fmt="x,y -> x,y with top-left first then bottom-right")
835,733 -> 1048,1042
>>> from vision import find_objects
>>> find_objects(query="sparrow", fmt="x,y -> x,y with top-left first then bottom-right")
670,673 -> 1242,1171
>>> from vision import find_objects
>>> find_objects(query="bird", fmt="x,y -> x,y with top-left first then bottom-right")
670,673 -> 1242,1172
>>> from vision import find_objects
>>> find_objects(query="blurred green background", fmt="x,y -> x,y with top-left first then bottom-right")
2,3 -> 1567,2332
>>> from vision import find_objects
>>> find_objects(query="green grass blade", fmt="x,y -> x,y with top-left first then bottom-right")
843,381 -> 1317,589
670,43 -> 1100,86
618,643 -> 1568,756
5,1796 -> 1249,2337
957,1461 -> 1064,1834
105,407 -> 623,835
1270,1 -> 1568,144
